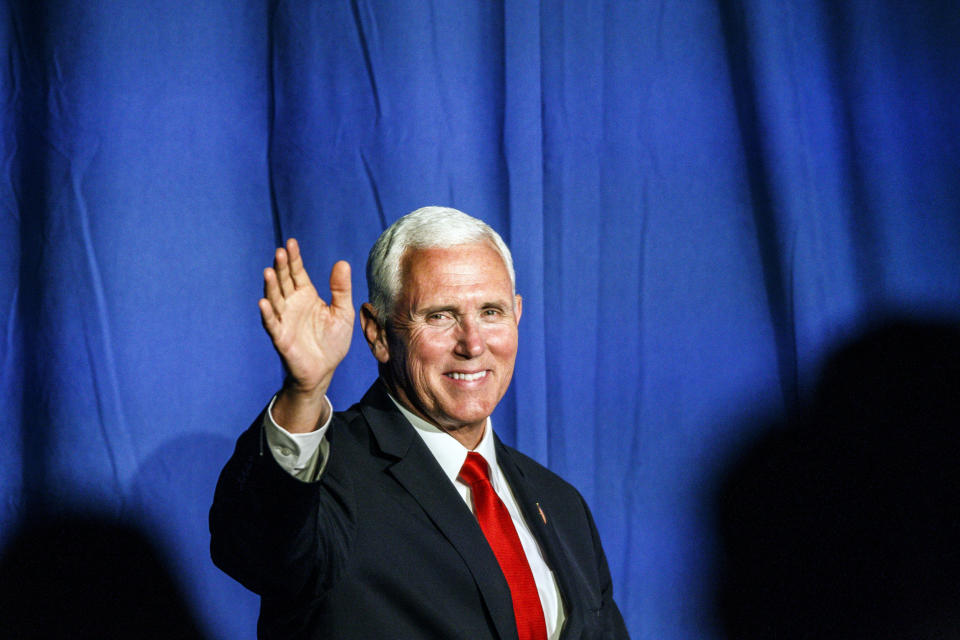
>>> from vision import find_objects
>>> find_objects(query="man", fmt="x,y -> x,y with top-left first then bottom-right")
211,207 -> 628,639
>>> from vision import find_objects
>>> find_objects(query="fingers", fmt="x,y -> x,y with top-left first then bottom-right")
263,239 -> 351,321
274,246 -> 294,298
259,297 -> 279,337
286,238 -> 314,289
263,267 -> 285,316
328,260 -> 353,314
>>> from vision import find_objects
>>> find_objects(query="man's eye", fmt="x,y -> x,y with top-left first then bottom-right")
427,312 -> 449,322
483,308 -> 502,317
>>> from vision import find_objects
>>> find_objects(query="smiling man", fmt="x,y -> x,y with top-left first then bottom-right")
368,241 -> 520,449
211,207 -> 629,640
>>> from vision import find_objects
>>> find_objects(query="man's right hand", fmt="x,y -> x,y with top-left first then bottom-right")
259,238 -> 354,433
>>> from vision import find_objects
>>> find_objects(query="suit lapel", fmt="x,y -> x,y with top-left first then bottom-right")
495,440 -> 590,640
358,384 -> 519,640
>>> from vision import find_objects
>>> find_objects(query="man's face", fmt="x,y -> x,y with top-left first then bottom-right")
375,242 -> 521,436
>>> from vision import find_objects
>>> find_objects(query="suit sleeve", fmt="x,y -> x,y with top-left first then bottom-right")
581,493 -> 631,639
209,410 -> 356,601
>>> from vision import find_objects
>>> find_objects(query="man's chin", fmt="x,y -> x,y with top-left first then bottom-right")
435,403 -> 497,431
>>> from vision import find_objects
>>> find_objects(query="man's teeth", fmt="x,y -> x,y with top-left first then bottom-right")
448,371 -> 487,381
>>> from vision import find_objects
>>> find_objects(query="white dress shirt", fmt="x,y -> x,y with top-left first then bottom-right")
264,393 -> 566,639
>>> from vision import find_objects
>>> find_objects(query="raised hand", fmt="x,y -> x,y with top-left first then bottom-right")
259,238 -> 354,432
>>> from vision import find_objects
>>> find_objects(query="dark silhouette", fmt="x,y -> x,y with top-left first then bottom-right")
712,319 -> 960,639
0,514 -> 206,639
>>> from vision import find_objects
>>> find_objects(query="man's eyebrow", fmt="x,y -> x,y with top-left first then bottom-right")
417,304 -> 459,315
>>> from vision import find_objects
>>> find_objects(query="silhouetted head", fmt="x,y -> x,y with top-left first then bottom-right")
713,319 -> 960,639
0,514 -> 205,639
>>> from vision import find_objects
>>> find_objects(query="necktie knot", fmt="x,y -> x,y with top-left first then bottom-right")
459,451 -> 491,486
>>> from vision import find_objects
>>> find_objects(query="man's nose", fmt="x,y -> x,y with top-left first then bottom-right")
454,318 -> 485,358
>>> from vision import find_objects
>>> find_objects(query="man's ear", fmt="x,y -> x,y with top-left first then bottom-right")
360,303 -> 390,364
514,294 -> 523,323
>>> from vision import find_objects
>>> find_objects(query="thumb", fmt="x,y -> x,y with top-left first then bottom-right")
328,260 -> 354,313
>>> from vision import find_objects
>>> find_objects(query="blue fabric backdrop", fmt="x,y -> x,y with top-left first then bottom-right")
3,2 -> 959,638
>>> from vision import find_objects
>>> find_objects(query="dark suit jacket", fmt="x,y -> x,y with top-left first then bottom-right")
210,381 -> 629,639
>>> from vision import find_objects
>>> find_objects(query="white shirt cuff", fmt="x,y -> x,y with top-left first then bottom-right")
263,394 -> 333,482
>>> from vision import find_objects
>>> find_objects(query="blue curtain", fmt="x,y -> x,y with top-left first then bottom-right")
3,2 -> 959,638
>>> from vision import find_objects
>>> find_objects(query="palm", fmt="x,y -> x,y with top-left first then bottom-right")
260,239 -> 354,394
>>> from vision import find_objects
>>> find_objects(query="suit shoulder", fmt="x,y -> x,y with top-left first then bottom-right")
500,445 -> 585,501
328,400 -> 375,444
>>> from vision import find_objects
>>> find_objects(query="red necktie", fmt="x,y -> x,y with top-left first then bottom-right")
459,452 -> 548,640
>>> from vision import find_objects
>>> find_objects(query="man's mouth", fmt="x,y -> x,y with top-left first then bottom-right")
446,371 -> 488,382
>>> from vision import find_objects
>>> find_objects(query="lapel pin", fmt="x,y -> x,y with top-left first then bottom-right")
536,502 -> 547,525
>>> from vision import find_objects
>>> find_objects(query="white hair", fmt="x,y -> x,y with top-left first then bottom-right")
366,206 -> 516,322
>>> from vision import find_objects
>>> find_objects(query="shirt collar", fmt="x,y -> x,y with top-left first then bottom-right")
386,393 -> 498,484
